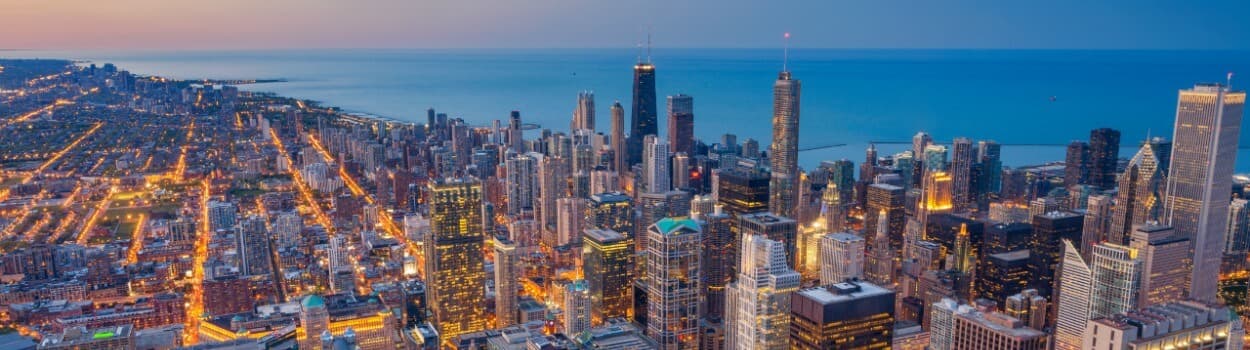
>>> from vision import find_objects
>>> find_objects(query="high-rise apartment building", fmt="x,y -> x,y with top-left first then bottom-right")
820,232 -> 865,285
724,234 -> 801,350
769,69 -> 801,220
644,217 -> 702,349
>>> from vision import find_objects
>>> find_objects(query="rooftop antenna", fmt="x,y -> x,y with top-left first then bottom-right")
783,32 -> 791,72
1228,72 -> 1235,91
646,28 -> 653,64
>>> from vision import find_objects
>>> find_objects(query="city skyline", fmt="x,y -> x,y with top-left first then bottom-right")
3,3 -> 1250,349
3,1 -> 1250,50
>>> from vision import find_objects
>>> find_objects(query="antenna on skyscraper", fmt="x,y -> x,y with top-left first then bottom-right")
783,32 -> 791,72
1228,72 -> 1235,91
646,28 -> 653,64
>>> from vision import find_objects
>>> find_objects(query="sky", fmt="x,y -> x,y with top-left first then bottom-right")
4,0 -> 1250,50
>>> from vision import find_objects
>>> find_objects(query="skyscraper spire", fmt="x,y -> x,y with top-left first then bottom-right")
646,29 -> 652,63
783,32 -> 791,73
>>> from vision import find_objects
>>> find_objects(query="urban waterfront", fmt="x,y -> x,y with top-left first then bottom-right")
4,1 -> 1250,349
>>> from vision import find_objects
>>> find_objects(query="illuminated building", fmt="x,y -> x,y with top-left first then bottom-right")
401,280 -> 428,327
921,171 -> 954,224
638,190 -> 692,251
820,182 -> 848,232
865,183 -> 905,248
627,55 -> 657,167
671,152 -> 690,190
587,192 -> 634,240
769,68 -> 801,220
1083,301 -> 1237,350
564,279 -> 591,335
724,234 -> 801,350
644,217 -> 702,349
508,110 -> 524,152
423,178 -> 488,341
820,232 -> 864,285
297,294 -> 400,350
203,275 -> 254,316
1129,224 -> 1190,307
555,197 -> 586,247
666,94 -> 694,156
976,140 -> 1003,203
715,167 -> 770,218
1228,198 -> 1250,255
1083,194 -> 1113,252
700,208 -> 734,320
493,236 -> 519,328
1087,128 -> 1121,189
1163,83 -> 1244,302
929,299 -> 1048,350
582,229 -> 633,325
738,212 -> 798,269
789,281 -> 895,350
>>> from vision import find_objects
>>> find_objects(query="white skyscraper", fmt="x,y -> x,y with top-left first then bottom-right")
1054,240 -> 1093,350
644,137 -> 671,194
493,236 -> 520,327
725,234 -> 801,350
328,235 -> 349,272
1162,83 -> 1244,302
819,232 -> 864,285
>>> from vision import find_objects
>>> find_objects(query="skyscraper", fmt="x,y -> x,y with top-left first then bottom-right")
627,57 -> 658,167
504,153 -> 538,216
563,279 -> 592,335
424,178 -> 488,340
645,137 -> 671,193
1088,243 -> 1143,319
1088,128 -> 1121,189
725,234 -> 801,350
820,232 -> 865,285
739,212 -> 799,269
586,192 -> 635,240
866,210 -> 895,286
493,236 -> 519,328
1063,141 -> 1089,188
572,91 -> 595,131
666,94 -> 694,156
508,110 -> 524,153
1163,83 -> 1245,302
610,101 -> 626,172
700,208 -> 734,320
1129,224 -> 1190,307
950,137 -> 974,212
582,228 -> 633,325
716,167 -> 771,217
976,140 -> 1003,201
644,217 -> 702,349
1054,240 -> 1093,350
769,67 -> 801,220
1110,138 -> 1172,244
235,215 -> 271,276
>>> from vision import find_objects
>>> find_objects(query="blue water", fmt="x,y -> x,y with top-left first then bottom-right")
7,49 -> 1250,170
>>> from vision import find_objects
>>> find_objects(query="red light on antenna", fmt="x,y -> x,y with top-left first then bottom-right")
784,33 -> 791,38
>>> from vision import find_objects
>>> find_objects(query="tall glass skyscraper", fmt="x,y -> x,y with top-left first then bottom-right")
1162,83 -> 1244,302
769,69 -> 801,220
627,60 -> 657,167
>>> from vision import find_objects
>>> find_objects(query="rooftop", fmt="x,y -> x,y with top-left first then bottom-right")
797,280 -> 893,305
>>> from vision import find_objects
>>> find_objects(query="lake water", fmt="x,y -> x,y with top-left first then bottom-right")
7,48 -> 1250,171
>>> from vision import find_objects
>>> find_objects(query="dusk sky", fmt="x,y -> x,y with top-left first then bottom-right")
4,0 -> 1250,50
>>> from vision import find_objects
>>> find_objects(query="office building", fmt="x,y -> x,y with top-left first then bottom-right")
950,137 -> 974,211
929,299 -> 1048,350
582,228 -> 633,325
789,281 -> 895,350
1163,83 -> 1244,302
1083,301 -> 1238,350
820,232 -> 865,285
610,101 -> 626,172
724,234 -> 801,350
564,279 -> 592,335
1089,243 -> 1143,319
572,91 -> 595,131
738,212 -> 799,269
627,56 -> 658,167
1054,240 -> 1093,350
701,208 -> 735,320
1129,224 -> 1190,307
716,167 -> 771,217
667,94 -> 695,156
1088,128 -> 1121,189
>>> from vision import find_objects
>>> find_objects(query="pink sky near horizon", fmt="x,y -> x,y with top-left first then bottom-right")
5,0 -> 1250,50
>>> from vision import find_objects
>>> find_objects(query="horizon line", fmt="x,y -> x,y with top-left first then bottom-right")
4,47 -> 1250,53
